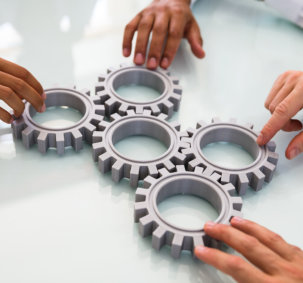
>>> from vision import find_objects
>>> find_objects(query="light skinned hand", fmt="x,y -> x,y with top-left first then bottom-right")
195,217 -> 303,283
0,57 -> 46,124
257,70 -> 303,159
122,0 -> 205,70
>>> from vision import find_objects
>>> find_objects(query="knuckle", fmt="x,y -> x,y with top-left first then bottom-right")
169,29 -> 183,39
241,236 -> 259,251
226,256 -> 246,272
0,87 -> 13,101
269,103 -> 276,113
172,6 -> 184,16
153,26 -> 166,35
139,21 -> 151,31
15,78 -> 26,93
275,102 -> 289,117
265,233 -> 284,246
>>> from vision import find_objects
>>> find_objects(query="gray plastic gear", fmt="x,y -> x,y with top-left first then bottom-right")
181,118 -> 279,195
92,109 -> 188,188
11,87 -> 105,155
134,165 -> 243,259
94,63 -> 182,118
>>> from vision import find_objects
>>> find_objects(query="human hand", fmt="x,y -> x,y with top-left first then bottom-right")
122,0 -> 205,70
195,217 -> 303,283
257,71 -> 303,159
0,58 -> 46,124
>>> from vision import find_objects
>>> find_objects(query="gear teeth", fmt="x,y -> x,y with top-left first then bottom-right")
221,172 -> 231,184
95,105 -> 105,115
143,109 -> 152,116
150,104 -> 161,116
148,165 -> 158,177
135,105 -> 144,114
95,82 -> 105,93
267,141 -> 276,152
71,130 -> 83,152
212,117 -> 221,123
232,197 -> 243,211
194,167 -> 204,175
22,126 -> 35,148
186,127 -> 196,136
159,168 -> 170,177
118,103 -> 128,115
96,90 -> 109,104
56,133 -> 65,155
110,113 -> 122,122
80,88 -> 90,96
37,132 -> 49,154
231,210 -> 243,220
152,226 -> 167,250
98,120 -> 111,130
92,131 -> 103,143
98,152 -> 113,173
107,67 -> 117,73
173,85 -> 182,95
12,118 -> 26,139
91,114 -> 104,125
180,142 -> 190,150
143,175 -> 157,188
134,202 -> 148,222
130,165 -> 140,188
135,188 -> 148,202
98,74 -> 106,82
250,170 -> 265,191
164,160 -> 175,171
162,100 -> 174,117
173,152 -> 186,164
176,165 -> 186,172
193,236 -> 204,250
237,173 -> 249,195
268,151 -> 279,165
112,160 -> 125,183
262,161 -> 276,182
170,76 -> 179,84
169,94 -> 181,111
245,122 -> 254,129
83,123 -> 96,144
222,183 -> 236,195
171,234 -> 184,259
170,121 -> 181,131
138,214 -> 154,237
202,167 -> 214,177
158,113 -> 168,121
105,97 -> 117,115
209,172 -> 221,181
196,120 -> 207,129
188,158 -> 200,170
126,109 -> 136,116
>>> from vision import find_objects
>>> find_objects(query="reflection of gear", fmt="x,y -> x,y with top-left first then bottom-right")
134,165 -> 243,259
181,118 -> 279,195
95,63 -> 182,118
92,110 -> 187,188
11,87 -> 105,155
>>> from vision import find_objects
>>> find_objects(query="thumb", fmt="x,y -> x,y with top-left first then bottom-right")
285,131 -> 303,159
185,20 -> 205,59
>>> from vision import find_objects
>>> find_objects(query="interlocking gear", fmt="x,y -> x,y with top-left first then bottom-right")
11,87 -> 104,155
94,63 -> 182,118
181,118 -> 279,195
92,110 -> 187,188
134,165 -> 243,259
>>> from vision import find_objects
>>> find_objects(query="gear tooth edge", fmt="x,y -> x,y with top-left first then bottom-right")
250,170 -> 265,191
107,66 -> 116,73
112,160 -> 125,183
266,140 -> 276,152
98,120 -> 110,130
56,133 -> 65,155
80,88 -> 90,96
244,122 -> 254,129
202,167 -> 214,177
221,172 -> 231,184
110,113 -> 122,122
193,236 -> 205,255
179,142 -> 190,150
71,130 -> 83,152
143,109 -> 152,116
95,81 -> 105,93
180,137 -> 192,145
222,183 -> 236,195
236,173 -> 249,196
105,97 -> 117,115
94,104 -> 105,116
130,165 -> 140,188
118,103 -> 128,115
92,142 -> 106,161
186,127 -> 196,136
176,165 -> 186,172
211,117 -> 221,123
135,188 -> 148,202
163,160 -> 175,172
262,161 -> 276,183
148,165 -> 158,177
162,100 -> 174,118
134,202 -> 148,222
181,148 -> 194,159
143,175 -> 157,188
209,172 -> 221,181
173,152 -> 186,165
173,85 -> 182,95
152,226 -> 167,251
158,167 -> 170,177
91,114 -> 104,125
157,113 -> 168,121
171,234 -> 184,259
98,73 -> 106,82
150,104 -> 161,116
126,109 -> 136,116
135,105 -> 144,114
92,131 -> 103,143
231,196 -> 243,211
169,93 -> 181,111
196,120 -> 207,129
138,214 -> 154,237
267,151 -> 279,165
11,117 -> 26,139
22,126 -> 35,149
98,152 -> 113,173
169,120 -> 181,131
37,132 -> 49,154
170,76 -> 179,85
230,210 -> 243,221
194,166 -> 204,175
83,123 -> 96,144
188,158 -> 200,171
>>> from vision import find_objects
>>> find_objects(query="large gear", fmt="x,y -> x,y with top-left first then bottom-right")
94,63 -> 182,118
92,110 -> 188,188
181,118 -> 279,195
11,87 -> 105,155
134,165 -> 243,259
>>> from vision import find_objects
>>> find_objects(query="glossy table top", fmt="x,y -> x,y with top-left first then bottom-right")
0,0 -> 303,282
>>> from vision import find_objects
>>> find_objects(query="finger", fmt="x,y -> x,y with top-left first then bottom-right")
285,131 -> 303,160
0,107 -> 13,123
268,82 -> 295,113
265,75 -> 286,109
194,246 -> 268,283
231,217 -> 297,261
0,85 -> 25,117
282,119 -> 302,132
0,71 -> 45,113
146,14 -> 169,69
204,222 -> 283,274
257,89 -> 303,145
123,14 -> 142,57
0,57 -> 43,95
160,15 -> 186,69
134,14 -> 155,65
185,19 -> 205,59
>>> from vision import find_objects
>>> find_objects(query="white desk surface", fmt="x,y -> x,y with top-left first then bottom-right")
0,0 -> 303,282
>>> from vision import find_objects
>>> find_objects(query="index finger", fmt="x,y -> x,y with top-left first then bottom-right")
0,58 -> 43,95
123,14 -> 142,57
257,90 -> 303,145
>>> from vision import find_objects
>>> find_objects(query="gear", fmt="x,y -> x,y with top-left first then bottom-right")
92,110 -> 188,188
11,87 -> 105,155
181,118 -> 279,195
134,165 -> 243,259
94,63 -> 182,118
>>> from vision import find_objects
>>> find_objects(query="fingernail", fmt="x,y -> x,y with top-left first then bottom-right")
134,53 -> 144,65
195,246 -> 207,255
148,57 -> 157,69
161,57 -> 169,69
289,148 -> 300,160
42,92 -> 46,100
123,48 -> 129,57
231,216 -> 244,224
257,133 -> 263,145
40,104 -> 46,113
204,221 -> 216,229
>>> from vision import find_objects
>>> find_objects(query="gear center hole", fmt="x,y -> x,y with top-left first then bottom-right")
113,70 -> 165,103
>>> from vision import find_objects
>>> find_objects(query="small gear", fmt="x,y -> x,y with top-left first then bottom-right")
94,63 -> 182,118
92,110 -> 188,188
11,87 -> 105,155
134,165 -> 243,259
181,118 -> 279,195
